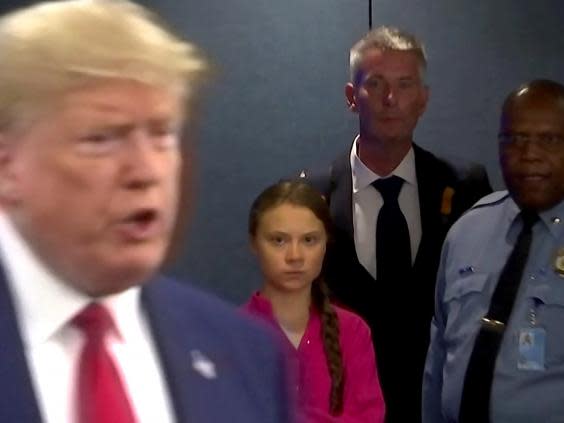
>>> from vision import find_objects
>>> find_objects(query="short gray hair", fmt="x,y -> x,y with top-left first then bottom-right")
349,25 -> 427,82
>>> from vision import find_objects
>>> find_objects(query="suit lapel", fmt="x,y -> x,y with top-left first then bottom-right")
327,150 -> 377,296
142,281 -> 200,422
0,264 -> 43,423
413,144 -> 448,267
142,280 -> 241,423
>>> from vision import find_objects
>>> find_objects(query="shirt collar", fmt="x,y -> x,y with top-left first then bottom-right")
0,212 -> 141,349
245,291 -> 320,321
246,291 -> 275,318
538,199 -> 564,239
350,135 -> 417,193
505,197 -> 564,239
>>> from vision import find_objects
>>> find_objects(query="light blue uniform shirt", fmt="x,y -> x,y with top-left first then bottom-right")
423,191 -> 564,423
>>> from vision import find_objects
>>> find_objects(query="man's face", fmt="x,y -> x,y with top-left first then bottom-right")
346,48 -> 428,146
499,96 -> 564,211
0,80 -> 185,296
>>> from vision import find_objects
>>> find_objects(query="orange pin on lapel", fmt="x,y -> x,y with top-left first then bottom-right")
555,247 -> 564,277
441,186 -> 455,216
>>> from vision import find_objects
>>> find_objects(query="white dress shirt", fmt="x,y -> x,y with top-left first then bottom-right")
0,213 -> 175,423
350,136 -> 422,279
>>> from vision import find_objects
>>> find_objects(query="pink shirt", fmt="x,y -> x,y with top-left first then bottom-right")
242,292 -> 385,423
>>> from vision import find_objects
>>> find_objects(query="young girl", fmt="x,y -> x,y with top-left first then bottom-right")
243,180 -> 385,422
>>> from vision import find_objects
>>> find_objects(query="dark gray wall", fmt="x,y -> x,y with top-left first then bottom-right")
146,0 -> 368,302
2,1 -> 563,303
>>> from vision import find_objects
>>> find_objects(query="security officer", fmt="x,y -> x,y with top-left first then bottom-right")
422,79 -> 564,423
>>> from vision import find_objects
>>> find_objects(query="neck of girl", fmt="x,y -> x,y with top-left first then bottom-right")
261,284 -> 311,348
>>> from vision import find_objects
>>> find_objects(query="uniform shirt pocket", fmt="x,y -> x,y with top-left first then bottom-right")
443,273 -> 490,349
527,281 -> 564,366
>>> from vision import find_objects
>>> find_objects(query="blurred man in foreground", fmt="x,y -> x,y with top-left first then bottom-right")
0,1 -> 291,422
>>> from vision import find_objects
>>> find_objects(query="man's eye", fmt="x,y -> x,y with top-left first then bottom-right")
499,132 -> 523,145
149,126 -> 181,149
365,79 -> 380,87
153,134 -> 179,149
539,133 -> 564,146
398,80 -> 415,89
75,131 -> 122,155
81,133 -> 115,143
150,124 -> 178,137
513,134 -> 528,143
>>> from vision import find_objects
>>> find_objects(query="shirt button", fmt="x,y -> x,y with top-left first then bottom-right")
552,217 -> 561,224
306,340 -> 310,345
529,274 -> 536,280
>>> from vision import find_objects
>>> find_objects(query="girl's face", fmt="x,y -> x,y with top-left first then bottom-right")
252,203 -> 327,294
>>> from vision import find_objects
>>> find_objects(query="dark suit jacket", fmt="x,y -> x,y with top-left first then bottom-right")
304,143 -> 492,423
0,267 -> 292,423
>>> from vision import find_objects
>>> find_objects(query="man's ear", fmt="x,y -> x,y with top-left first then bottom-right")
0,133 -> 9,164
345,82 -> 358,113
418,85 -> 430,117
0,134 -> 20,204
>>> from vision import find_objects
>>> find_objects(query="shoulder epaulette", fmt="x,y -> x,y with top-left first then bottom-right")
470,190 -> 510,210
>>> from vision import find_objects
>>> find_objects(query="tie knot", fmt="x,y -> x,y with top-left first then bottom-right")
72,303 -> 114,336
520,210 -> 539,230
372,175 -> 404,202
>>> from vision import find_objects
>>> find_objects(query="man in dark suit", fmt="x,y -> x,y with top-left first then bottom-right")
302,26 -> 491,422
0,2 -> 291,422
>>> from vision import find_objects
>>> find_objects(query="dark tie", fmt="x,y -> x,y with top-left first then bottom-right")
459,211 -> 538,423
73,303 -> 136,423
372,175 -> 412,281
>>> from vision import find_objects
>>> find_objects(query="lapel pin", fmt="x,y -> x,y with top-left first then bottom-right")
458,266 -> 475,276
554,248 -> 564,277
190,350 -> 217,379
441,186 -> 455,217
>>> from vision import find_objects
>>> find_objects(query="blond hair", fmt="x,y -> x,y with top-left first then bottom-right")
349,25 -> 427,83
0,0 -> 209,132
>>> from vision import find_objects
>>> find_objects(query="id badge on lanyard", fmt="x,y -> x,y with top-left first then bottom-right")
517,301 -> 546,371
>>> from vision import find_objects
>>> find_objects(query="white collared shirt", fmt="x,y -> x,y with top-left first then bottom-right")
0,213 -> 175,423
350,136 -> 422,279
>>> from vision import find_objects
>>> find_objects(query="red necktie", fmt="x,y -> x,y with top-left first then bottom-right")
73,303 -> 136,423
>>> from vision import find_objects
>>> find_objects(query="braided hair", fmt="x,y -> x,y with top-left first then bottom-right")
311,276 -> 344,415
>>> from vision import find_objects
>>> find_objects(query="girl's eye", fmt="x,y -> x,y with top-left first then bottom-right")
269,236 -> 285,246
304,235 -> 319,245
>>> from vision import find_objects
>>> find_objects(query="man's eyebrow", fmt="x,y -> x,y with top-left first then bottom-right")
363,74 -> 384,81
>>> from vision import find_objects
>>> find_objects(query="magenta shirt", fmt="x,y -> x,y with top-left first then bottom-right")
242,292 -> 385,423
